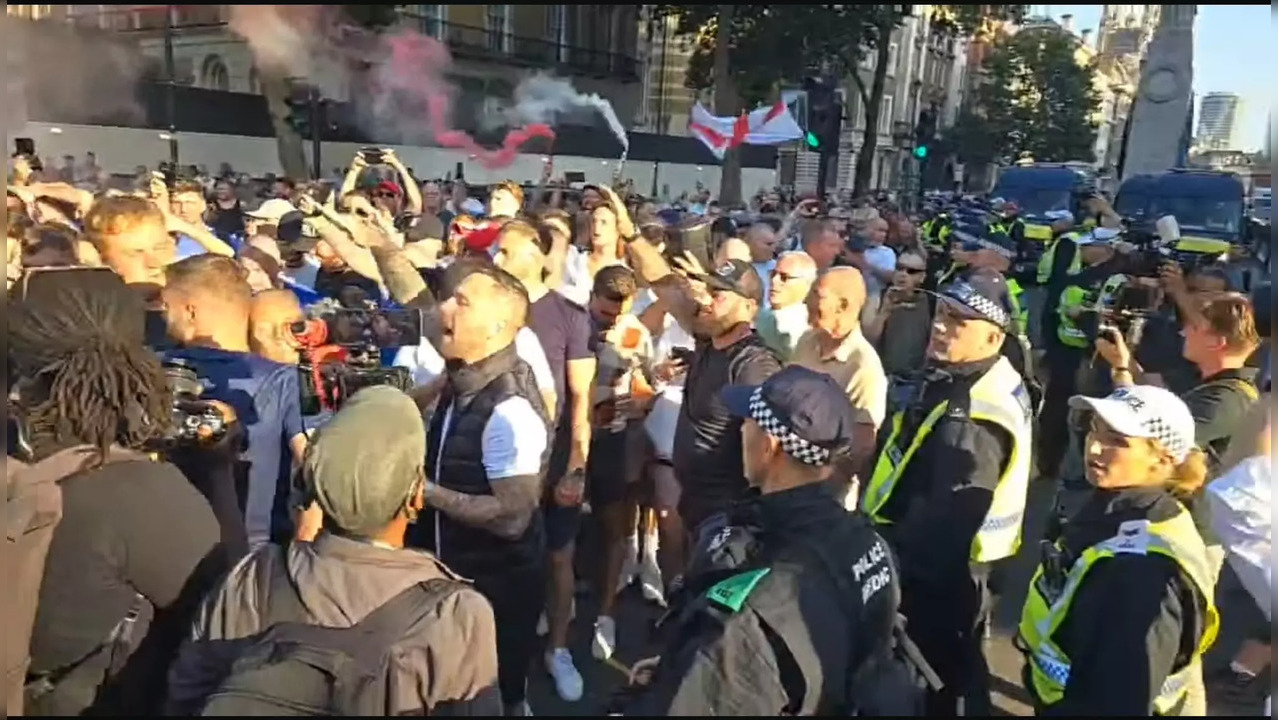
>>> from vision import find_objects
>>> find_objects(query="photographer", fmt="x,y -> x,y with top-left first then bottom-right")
9,268 -> 228,715
160,255 -> 308,549
1132,263 -> 1231,394
339,149 -> 423,229
1096,291 -> 1261,523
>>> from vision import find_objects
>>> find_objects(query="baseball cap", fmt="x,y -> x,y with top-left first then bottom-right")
304,386 -> 426,536
1068,385 -> 1196,462
246,198 -> 299,222
374,180 -> 403,197
958,224 -> 1016,259
937,267 -> 1016,330
1074,226 -> 1121,246
697,259 -> 764,305
461,220 -> 503,254
459,197 -> 485,217
720,365 -> 857,466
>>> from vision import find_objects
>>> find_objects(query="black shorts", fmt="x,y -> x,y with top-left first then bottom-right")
542,421 -> 580,553
587,423 -> 648,509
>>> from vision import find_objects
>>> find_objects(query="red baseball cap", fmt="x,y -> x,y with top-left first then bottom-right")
461,221 -> 502,254
374,180 -> 403,197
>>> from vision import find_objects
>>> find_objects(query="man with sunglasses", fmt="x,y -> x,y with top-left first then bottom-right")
865,250 -> 931,413
861,268 -> 1034,716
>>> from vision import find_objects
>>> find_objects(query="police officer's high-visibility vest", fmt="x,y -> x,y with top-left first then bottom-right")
1056,273 -> 1127,348
922,217 -> 951,251
862,356 -> 1032,563
1036,232 -> 1082,284
1007,277 -> 1028,333
1017,507 -> 1220,714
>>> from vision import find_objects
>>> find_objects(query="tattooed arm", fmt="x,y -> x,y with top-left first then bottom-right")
424,474 -> 542,540
424,396 -> 549,540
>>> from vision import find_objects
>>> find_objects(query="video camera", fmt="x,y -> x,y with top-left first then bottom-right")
292,297 -> 419,415
160,358 -> 233,446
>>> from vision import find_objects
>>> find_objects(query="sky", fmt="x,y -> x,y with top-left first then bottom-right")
1035,4 -> 1270,150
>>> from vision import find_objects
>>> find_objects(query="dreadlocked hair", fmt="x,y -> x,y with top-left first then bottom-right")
8,267 -> 172,462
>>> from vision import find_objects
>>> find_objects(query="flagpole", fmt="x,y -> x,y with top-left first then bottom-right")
650,14 -> 670,200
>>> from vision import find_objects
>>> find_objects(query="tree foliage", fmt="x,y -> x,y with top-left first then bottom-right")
949,27 -> 1101,165
654,4 -> 1025,195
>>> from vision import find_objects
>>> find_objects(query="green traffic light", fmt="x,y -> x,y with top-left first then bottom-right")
805,131 -> 820,149
914,145 -> 929,159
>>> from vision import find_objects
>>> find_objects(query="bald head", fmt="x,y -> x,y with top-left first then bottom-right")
808,266 -> 868,339
250,289 -> 305,365
714,236 -> 752,267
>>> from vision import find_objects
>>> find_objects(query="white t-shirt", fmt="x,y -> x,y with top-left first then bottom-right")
393,327 -> 554,394
631,288 -> 695,365
436,395 -> 548,479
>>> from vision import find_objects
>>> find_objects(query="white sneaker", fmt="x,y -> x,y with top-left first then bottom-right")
544,647 -> 584,702
592,615 -> 617,661
638,552 -> 666,607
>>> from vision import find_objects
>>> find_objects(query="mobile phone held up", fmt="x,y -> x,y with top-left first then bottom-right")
360,147 -> 384,165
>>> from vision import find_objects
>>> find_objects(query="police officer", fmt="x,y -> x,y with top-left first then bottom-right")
1017,385 -> 1218,715
1037,227 -> 1125,481
621,366 -> 904,716
1034,210 -> 1083,342
952,229 -> 1039,409
920,207 -> 954,254
862,269 -> 1034,716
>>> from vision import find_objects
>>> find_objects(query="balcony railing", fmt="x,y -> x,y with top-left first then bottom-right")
402,17 -> 639,81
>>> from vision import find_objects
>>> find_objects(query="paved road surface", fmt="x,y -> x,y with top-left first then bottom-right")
525,478 -> 1262,715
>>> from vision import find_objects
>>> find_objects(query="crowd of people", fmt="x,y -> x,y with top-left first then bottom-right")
6,145 -> 1272,717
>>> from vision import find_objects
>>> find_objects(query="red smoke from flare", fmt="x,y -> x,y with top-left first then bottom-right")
381,32 -> 554,169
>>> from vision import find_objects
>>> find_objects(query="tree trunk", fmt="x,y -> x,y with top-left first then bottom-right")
260,71 -> 310,179
713,5 -> 742,206
852,28 -> 893,197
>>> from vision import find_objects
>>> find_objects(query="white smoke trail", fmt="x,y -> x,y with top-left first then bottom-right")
510,73 -> 630,153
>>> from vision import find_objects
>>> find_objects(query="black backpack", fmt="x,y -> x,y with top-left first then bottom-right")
200,553 -> 463,716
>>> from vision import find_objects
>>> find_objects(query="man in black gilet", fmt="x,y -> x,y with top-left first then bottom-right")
408,264 -> 552,716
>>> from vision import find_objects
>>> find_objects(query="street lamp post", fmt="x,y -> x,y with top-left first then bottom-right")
162,5 -> 179,168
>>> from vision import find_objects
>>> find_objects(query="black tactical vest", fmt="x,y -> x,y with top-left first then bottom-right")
412,343 -> 551,577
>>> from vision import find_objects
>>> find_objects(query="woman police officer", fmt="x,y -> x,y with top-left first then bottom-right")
1016,384 -> 1219,715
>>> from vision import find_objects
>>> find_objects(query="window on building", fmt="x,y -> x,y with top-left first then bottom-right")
201,54 -> 230,91
854,96 -> 866,131
887,42 -> 899,76
879,95 -> 894,135
546,5 -> 567,62
415,5 -> 445,39
485,4 -> 511,53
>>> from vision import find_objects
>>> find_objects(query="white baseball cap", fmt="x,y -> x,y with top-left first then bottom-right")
1073,226 -> 1121,246
245,198 -> 299,222
1069,385 -> 1196,462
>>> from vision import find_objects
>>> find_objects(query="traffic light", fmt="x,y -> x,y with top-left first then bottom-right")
913,107 -> 936,162
802,76 -> 842,154
284,84 -> 315,137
